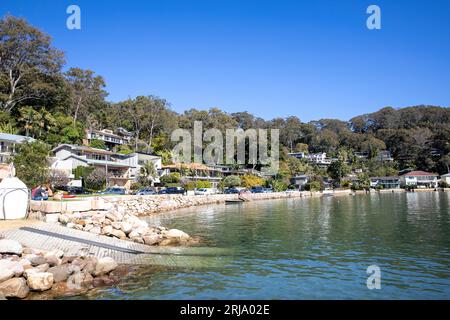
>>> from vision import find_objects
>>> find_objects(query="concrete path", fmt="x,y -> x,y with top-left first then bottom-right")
0,222 -> 232,268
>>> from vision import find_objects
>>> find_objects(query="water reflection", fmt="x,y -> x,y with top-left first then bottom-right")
82,193 -> 450,300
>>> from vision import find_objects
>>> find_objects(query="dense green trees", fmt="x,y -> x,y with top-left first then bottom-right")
12,141 -> 51,187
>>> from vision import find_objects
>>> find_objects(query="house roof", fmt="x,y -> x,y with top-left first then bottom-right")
0,133 -> 35,143
370,176 -> 399,180
90,129 -> 122,139
162,162 -> 215,171
401,170 -> 439,177
52,144 -> 114,155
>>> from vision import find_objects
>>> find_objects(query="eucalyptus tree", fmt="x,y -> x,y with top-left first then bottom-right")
0,16 -> 64,112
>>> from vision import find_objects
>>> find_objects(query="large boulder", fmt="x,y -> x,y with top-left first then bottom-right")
106,210 -> 123,222
29,255 -> 47,266
120,222 -> 133,234
67,271 -> 94,289
0,267 -> 14,283
47,265 -> 70,283
82,257 -> 98,276
166,229 -> 190,240
0,259 -> 24,278
0,278 -> 29,299
26,272 -> 54,291
0,239 -> 23,255
44,255 -> 61,267
111,229 -> 126,240
93,257 -> 118,276
143,234 -> 163,245
102,225 -> 113,235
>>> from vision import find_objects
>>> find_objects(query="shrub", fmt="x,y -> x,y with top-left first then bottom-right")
241,174 -> 265,188
160,172 -> 181,185
272,180 -> 288,192
89,139 -> 107,150
196,180 -> 212,189
85,168 -> 107,191
183,181 -> 196,190
223,175 -> 241,188
12,141 -> 51,188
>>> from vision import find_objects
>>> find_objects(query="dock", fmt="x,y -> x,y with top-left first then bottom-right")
0,223 -> 232,268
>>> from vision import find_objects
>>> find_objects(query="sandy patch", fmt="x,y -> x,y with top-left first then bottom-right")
0,219 -> 43,232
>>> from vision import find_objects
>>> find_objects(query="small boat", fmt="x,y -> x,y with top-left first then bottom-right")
225,199 -> 244,204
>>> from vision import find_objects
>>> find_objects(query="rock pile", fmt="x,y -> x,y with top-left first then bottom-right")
59,207 -> 195,246
0,238 -> 119,299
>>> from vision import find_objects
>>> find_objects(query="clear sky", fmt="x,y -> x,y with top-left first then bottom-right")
1,0 -> 449,121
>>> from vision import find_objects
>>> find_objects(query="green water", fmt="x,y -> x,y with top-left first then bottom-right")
87,192 -> 450,299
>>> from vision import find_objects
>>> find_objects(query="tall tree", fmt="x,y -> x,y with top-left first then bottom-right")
0,16 -> 64,112
64,68 -> 107,124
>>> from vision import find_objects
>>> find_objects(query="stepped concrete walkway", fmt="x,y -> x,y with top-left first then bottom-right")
0,222 -> 231,268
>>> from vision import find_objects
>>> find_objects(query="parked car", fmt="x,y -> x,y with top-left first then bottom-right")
56,186 -> 90,195
99,187 -> 126,195
135,188 -> 157,195
162,187 -> 185,195
239,188 -> 251,195
224,187 -> 240,194
250,186 -> 265,193
262,188 -> 273,193
194,188 -> 214,195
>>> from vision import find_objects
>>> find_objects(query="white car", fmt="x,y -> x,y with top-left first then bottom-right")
194,188 -> 214,195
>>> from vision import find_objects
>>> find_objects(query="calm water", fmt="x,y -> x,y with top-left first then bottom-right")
85,192 -> 450,299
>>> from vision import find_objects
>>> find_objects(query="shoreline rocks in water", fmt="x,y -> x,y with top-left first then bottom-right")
0,239 -> 120,300
59,206 -> 197,246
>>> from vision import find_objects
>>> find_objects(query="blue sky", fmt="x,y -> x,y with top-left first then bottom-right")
1,0 -> 449,121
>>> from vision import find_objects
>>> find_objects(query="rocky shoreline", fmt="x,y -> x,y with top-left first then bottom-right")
58,204 -> 197,246
0,238 -> 130,300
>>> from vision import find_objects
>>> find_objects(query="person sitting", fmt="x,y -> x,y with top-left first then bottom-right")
31,186 -> 49,201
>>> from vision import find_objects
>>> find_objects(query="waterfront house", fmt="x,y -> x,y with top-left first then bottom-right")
441,173 -> 450,185
0,132 -> 35,164
288,152 -> 334,168
51,144 -> 162,189
290,174 -> 309,190
162,162 -> 223,188
85,129 -> 126,150
400,171 -> 439,188
370,176 -> 400,189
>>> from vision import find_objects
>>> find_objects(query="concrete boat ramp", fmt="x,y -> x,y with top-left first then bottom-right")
0,222 -> 232,268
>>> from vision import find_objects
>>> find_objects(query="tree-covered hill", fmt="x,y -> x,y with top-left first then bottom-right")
1,15 -> 449,175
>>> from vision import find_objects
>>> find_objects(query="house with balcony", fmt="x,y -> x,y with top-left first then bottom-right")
288,152 -> 334,168
161,162 -> 223,188
370,176 -> 401,189
51,144 -> 162,189
375,150 -> 394,162
400,171 -> 439,188
0,133 -> 35,164
290,174 -> 310,190
85,129 -> 126,150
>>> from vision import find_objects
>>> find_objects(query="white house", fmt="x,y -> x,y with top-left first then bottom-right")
400,171 -> 439,188
51,144 -> 162,189
0,133 -> 35,164
440,173 -> 450,186
290,174 -> 309,190
288,152 -> 333,167
370,176 -> 400,189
